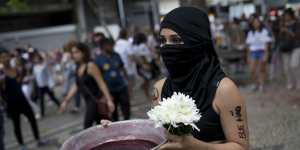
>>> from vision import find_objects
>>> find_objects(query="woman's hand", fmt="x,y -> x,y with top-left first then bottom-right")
159,132 -> 198,150
60,84 -> 77,113
107,97 -> 115,114
100,119 -> 112,128
59,101 -> 68,113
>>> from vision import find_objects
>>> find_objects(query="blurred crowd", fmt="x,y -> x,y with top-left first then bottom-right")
211,8 -> 300,91
0,26 -> 162,150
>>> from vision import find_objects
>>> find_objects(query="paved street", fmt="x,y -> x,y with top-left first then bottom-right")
4,79 -> 300,150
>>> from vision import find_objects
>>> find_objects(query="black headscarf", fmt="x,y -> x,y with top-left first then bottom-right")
160,7 -> 225,113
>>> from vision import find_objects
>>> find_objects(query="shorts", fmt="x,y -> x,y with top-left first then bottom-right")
250,50 -> 264,61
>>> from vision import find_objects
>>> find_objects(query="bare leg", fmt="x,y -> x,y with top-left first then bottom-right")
259,59 -> 267,91
249,58 -> 259,90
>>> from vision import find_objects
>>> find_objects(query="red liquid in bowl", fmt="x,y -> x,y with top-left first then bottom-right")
89,139 -> 157,150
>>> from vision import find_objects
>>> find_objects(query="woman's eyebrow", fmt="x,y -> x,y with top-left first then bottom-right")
170,34 -> 181,38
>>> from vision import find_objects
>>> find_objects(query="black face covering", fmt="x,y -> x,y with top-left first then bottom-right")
161,43 -> 210,79
160,6 -> 225,92
160,7 -> 226,141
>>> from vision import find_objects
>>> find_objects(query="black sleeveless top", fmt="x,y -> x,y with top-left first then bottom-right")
161,78 -> 225,142
76,63 -> 103,102
2,76 -> 28,113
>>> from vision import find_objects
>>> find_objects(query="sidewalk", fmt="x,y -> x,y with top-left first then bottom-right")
4,83 -> 152,150
4,80 -> 300,150
243,83 -> 300,150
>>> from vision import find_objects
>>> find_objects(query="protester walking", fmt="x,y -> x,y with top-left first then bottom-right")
246,16 -> 272,91
114,29 -> 136,98
278,9 -> 300,90
0,49 -> 46,150
60,43 -> 115,129
96,38 -> 131,121
33,53 -> 60,117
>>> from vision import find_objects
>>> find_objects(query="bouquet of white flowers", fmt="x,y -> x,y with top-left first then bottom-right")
147,92 -> 201,136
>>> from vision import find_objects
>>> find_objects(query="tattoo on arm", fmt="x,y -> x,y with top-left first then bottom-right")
237,125 -> 247,139
230,106 -> 247,139
151,87 -> 159,101
230,105 -> 243,122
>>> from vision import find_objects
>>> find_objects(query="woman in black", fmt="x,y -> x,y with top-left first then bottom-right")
0,50 -> 45,149
152,7 -> 249,149
60,43 -> 114,129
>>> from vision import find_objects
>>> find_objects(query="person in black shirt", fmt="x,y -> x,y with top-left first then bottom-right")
0,49 -> 46,150
279,9 -> 300,89
60,43 -> 115,129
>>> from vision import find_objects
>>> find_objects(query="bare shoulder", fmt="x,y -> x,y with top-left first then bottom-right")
218,78 -> 240,95
87,62 -> 99,73
214,77 -> 245,113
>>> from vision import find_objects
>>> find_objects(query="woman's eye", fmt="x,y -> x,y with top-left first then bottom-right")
171,37 -> 183,44
159,37 -> 167,45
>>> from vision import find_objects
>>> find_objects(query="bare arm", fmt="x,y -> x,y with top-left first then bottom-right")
199,78 -> 249,150
152,78 -> 166,105
63,83 -> 78,104
264,43 -> 270,62
87,63 -> 113,103
59,83 -> 78,112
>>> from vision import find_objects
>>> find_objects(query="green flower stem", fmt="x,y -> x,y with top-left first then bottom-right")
164,123 -> 193,136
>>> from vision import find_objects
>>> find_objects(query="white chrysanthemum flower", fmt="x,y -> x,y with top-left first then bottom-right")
147,92 -> 201,133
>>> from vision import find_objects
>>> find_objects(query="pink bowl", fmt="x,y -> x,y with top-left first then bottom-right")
61,119 -> 166,150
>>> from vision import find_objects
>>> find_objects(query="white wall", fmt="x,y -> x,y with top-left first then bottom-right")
0,24 -> 77,51
93,24 -> 120,40
159,0 -> 180,15
229,3 -> 255,19
208,0 -> 249,6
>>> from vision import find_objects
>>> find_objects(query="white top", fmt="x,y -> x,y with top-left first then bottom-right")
132,43 -> 152,63
114,39 -> 136,76
33,63 -> 49,88
246,28 -> 272,51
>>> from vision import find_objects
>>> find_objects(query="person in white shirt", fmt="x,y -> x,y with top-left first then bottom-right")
114,29 -> 136,96
19,53 -> 41,119
132,33 -> 153,100
246,17 -> 272,91
33,53 -> 60,118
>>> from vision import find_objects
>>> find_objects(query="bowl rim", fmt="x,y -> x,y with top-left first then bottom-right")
61,119 -> 166,150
